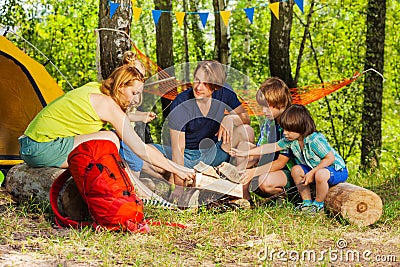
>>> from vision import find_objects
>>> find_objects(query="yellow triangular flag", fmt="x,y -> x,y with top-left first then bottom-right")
131,0 -> 136,7
269,2 -> 280,20
220,11 -> 231,26
133,7 -> 142,21
175,12 -> 185,27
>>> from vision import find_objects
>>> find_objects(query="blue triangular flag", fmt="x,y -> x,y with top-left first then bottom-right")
109,2 -> 119,19
244,7 -> 255,24
198,12 -> 209,28
152,10 -> 162,25
294,0 -> 304,13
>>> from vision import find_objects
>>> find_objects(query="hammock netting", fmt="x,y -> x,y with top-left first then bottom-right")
132,44 -> 361,116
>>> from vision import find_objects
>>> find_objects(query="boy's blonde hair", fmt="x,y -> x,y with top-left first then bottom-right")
193,60 -> 226,91
256,77 -> 292,109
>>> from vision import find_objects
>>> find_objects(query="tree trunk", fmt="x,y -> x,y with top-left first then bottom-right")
189,0 -> 207,61
98,0 -> 132,80
154,0 -> 174,118
269,0 -> 295,88
361,0 -> 386,170
183,0 -> 190,82
213,0 -> 230,65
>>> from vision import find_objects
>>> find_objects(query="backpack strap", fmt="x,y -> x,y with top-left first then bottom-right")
144,219 -> 187,229
49,169 -> 91,228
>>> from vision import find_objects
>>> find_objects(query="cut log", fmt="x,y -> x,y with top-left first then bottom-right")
5,163 -> 64,203
6,163 -> 90,221
194,161 -> 219,179
325,182 -> 382,227
217,162 -> 241,183
194,173 -> 243,198
58,176 -> 89,221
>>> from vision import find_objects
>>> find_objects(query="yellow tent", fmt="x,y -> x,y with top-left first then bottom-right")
0,36 -> 64,165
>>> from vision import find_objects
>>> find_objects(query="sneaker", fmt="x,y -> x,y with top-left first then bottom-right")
229,197 -> 252,209
274,195 -> 286,207
294,202 -> 313,212
308,204 -> 324,213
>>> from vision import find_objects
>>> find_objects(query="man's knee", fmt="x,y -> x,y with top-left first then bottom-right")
233,124 -> 254,143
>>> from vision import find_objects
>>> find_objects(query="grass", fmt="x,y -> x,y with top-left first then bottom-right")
0,169 -> 399,266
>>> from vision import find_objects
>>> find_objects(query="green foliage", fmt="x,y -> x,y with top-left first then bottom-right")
1,0 -> 99,91
230,1 -> 271,85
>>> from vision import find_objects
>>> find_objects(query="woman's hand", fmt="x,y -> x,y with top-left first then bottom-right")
173,166 -> 196,184
141,111 -> 157,123
129,111 -> 157,123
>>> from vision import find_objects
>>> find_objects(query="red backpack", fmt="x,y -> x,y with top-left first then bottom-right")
50,140 -> 149,233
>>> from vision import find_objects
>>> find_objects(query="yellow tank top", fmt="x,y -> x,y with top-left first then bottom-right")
25,82 -> 106,142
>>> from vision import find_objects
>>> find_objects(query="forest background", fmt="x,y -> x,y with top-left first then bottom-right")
1,0 -> 399,173
0,0 -> 399,266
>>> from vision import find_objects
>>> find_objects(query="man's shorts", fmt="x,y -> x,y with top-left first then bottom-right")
298,164 -> 348,185
19,135 -> 74,167
152,140 -> 230,169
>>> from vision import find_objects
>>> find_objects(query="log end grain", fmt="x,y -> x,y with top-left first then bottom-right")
325,183 -> 382,227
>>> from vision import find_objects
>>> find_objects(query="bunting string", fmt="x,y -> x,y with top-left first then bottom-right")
108,0 -> 305,27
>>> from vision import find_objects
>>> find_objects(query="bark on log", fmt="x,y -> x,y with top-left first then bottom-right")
5,163 -> 64,203
325,182 -> 382,227
5,163 -> 90,221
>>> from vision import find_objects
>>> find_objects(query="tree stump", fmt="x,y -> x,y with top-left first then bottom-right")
325,182 -> 383,227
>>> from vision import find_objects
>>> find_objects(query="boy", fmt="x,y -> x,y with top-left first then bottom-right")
235,77 -> 293,200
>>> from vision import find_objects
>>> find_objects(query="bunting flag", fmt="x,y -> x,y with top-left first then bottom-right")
269,2 -> 280,20
175,12 -> 185,27
220,11 -> 231,26
152,10 -> 162,25
109,2 -> 120,19
198,12 -> 209,28
109,0 -> 308,27
244,7 -> 255,24
133,7 -> 142,21
294,0 -> 304,13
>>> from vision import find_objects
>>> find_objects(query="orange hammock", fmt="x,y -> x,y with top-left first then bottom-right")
133,43 -> 362,116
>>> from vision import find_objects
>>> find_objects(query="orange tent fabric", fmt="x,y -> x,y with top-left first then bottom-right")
0,36 -> 64,165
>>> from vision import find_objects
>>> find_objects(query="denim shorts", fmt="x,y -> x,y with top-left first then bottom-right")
119,140 -> 143,172
152,140 -> 230,169
298,164 -> 348,185
19,135 -> 74,167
